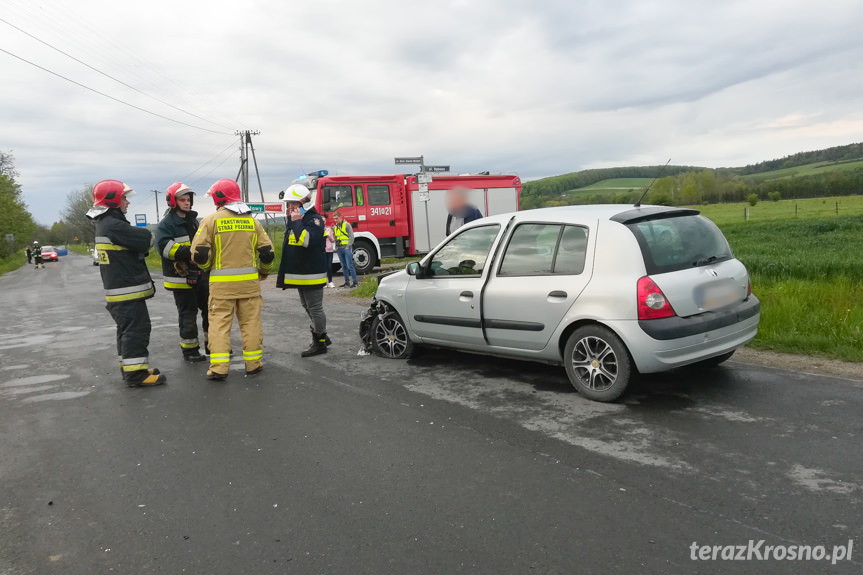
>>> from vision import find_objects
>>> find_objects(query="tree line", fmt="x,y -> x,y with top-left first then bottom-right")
522,142 -> 863,209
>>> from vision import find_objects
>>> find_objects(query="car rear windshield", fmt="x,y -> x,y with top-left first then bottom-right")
625,215 -> 732,275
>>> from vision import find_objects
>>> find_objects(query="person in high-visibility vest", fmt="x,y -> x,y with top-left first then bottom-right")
86,180 -> 165,387
276,184 -> 330,357
332,210 -> 358,288
191,179 -> 275,380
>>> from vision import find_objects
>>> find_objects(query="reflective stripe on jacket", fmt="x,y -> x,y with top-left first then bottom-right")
92,210 -> 155,303
276,207 -> 328,289
191,208 -> 274,300
156,209 -> 201,291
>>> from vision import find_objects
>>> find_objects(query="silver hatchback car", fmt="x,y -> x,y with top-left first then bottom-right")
365,204 -> 761,402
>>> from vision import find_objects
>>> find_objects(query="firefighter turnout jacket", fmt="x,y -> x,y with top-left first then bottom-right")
276,207 -> 328,289
191,205 -> 275,299
155,208 -> 200,291
94,209 -> 156,302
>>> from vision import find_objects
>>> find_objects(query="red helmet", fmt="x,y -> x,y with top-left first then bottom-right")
166,182 -> 194,208
93,180 -> 134,208
207,179 -> 242,207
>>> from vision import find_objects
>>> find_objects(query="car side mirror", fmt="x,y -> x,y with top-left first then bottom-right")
406,261 -> 424,278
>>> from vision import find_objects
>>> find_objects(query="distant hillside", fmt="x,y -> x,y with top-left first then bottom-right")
522,142 -> 863,209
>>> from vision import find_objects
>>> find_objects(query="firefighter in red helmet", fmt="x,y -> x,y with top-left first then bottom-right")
156,183 -> 208,362
190,179 -> 275,380
86,180 -> 166,387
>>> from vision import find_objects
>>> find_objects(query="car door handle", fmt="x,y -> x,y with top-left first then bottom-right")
460,291 -> 474,298
548,290 -> 567,298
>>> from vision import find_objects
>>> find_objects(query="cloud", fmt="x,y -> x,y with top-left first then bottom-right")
1,0 -> 861,224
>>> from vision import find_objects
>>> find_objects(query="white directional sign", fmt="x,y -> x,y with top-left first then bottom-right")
416,173 -> 433,184
417,182 -> 430,202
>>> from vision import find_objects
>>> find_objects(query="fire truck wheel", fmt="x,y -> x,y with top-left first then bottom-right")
352,239 -> 376,275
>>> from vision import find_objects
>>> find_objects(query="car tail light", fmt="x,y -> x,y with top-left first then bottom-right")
637,276 -> 676,320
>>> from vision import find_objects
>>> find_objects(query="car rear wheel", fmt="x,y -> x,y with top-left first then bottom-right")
371,311 -> 414,359
564,325 -> 632,402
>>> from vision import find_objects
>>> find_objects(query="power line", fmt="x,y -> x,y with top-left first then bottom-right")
176,139 -> 239,183
0,46 -> 234,135
188,145 -> 240,188
2,1 -> 245,130
0,15 -> 234,131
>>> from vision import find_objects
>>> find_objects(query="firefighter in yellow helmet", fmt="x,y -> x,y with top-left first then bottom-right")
190,179 -> 275,380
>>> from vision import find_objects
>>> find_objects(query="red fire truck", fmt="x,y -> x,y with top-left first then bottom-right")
290,171 -> 521,274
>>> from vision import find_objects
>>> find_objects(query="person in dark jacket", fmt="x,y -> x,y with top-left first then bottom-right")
25,246 -> 32,264
276,184 -> 330,357
445,187 -> 483,236
155,183 -> 208,362
86,180 -> 165,387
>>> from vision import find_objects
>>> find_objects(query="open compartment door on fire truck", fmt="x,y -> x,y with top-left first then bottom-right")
409,175 -> 521,253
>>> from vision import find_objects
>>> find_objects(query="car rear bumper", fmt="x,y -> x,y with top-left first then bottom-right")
610,301 -> 761,373
638,296 -> 760,340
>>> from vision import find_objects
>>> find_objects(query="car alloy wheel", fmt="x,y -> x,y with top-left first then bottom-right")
371,312 -> 414,359
564,325 -> 632,402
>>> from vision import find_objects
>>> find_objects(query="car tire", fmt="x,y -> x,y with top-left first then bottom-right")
371,311 -> 414,359
694,350 -> 735,368
352,239 -> 376,275
564,325 -> 632,402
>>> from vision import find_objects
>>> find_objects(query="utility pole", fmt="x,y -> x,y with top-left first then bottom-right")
234,130 -> 260,203
151,189 -> 160,223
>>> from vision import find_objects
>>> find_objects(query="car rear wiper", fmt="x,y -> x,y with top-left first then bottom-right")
692,255 -> 718,266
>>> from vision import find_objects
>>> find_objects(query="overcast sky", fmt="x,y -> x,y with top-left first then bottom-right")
2,0 -> 861,224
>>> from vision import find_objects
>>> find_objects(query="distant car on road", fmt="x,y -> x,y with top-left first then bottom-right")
40,245 -> 59,263
56,245 -> 68,256
365,204 -> 761,402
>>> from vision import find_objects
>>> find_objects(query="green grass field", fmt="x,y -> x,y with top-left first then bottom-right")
696,195 -> 863,225
702,197 -> 863,362
0,252 -> 26,276
741,159 -> 863,183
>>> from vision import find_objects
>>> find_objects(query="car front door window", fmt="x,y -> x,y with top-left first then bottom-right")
427,225 -> 500,277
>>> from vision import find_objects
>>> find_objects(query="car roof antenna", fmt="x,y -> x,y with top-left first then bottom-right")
634,158 -> 671,207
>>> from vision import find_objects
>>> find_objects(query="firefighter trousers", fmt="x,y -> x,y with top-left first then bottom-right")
207,295 -> 263,375
106,299 -> 152,383
173,285 -> 209,355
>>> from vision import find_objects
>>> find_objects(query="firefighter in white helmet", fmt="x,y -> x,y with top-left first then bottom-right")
156,182 -> 208,362
276,184 -> 330,357
191,179 -> 275,380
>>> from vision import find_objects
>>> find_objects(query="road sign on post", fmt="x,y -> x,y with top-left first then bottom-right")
5,233 -> 14,243
247,202 -> 286,215
417,183 -> 430,202
394,156 -> 423,165
422,165 -> 450,173
135,214 -> 147,227
416,173 -> 433,184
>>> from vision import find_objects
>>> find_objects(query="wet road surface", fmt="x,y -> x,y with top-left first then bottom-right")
1,253 -> 861,574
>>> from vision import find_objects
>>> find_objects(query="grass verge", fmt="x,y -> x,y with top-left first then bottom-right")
0,252 -> 26,276
350,277 -> 378,298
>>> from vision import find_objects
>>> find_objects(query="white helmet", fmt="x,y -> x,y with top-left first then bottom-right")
282,184 -> 314,210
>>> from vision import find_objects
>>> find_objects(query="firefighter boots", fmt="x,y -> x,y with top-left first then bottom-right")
127,370 -> 166,387
301,332 -> 328,357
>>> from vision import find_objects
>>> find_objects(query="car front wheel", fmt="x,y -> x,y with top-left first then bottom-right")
564,325 -> 632,402
371,311 -> 414,359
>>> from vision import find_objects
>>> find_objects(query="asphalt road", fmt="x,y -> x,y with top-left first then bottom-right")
1,252 -> 861,575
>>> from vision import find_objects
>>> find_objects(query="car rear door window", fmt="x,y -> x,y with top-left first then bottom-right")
626,215 -> 732,274
499,223 -> 588,276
